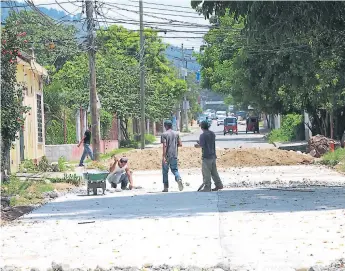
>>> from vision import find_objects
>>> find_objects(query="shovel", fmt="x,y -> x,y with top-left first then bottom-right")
197,183 -> 205,191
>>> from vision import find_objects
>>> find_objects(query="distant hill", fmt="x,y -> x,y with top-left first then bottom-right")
1,1 -> 79,21
165,45 -> 200,72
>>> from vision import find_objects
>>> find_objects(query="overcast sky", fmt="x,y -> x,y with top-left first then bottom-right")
29,0 -> 210,50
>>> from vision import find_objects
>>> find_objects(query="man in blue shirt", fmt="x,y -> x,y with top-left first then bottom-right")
161,120 -> 184,192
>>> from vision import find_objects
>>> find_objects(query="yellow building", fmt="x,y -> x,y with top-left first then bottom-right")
10,52 -> 48,173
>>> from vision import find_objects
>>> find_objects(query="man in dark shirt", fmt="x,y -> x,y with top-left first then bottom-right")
77,124 -> 94,166
161,120 -> 183,192
195,120 -> 223,192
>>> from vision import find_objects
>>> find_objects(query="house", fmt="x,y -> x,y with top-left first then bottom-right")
10,52 -> 48,173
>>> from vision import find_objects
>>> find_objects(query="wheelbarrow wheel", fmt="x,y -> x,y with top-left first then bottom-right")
93,187 -> 97,195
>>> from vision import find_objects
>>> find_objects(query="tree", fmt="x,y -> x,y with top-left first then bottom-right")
192,1 -> 345,137
48,25 -> 187,141
1,21 -> 30,176
5,10 -> 79,73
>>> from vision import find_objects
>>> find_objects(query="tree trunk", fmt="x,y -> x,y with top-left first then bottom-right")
120,118 -> 129,141
1,138 -> 11,179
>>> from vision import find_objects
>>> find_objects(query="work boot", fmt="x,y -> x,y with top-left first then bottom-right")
177,179 -> 184,191
212,183 -> 224,191
199,186 -> 211,192
162,183 -> 169,192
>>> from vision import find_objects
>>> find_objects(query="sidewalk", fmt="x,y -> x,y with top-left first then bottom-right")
145,124 -> 199,148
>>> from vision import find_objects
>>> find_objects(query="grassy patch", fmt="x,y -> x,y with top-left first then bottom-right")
145,134 -> 156,144
2,177 -> 54,206
267,114 -> 303,143
2,174 -> 81,207
48,173 -> 82,186
321,148 -> 345,167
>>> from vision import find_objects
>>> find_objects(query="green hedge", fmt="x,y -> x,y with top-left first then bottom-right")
268,114 -> 303,143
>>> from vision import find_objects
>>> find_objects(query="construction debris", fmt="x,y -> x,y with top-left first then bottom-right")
307,135 -> 334,158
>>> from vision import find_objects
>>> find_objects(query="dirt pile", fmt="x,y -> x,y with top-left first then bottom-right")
307,135 -> 334,158
106,147 -> 313,171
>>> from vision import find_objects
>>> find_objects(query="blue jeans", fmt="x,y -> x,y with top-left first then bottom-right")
162,157 -> 181,185
79,144 -> 94,165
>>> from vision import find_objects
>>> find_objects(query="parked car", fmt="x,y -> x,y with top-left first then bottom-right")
216,111 -> 227,118
217,115 -> 226,126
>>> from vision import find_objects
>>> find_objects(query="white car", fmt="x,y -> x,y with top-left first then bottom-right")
217,115 -> 226,126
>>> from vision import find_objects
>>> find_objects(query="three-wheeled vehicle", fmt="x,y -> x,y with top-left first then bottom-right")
224,117 -> 238,135
246,117 -> 260,134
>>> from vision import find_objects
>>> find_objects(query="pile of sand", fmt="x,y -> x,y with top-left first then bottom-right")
105,147 -> 313,171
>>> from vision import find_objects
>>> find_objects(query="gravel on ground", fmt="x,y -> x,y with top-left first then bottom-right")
99,147 -> 313,171
2,166 -> 344,271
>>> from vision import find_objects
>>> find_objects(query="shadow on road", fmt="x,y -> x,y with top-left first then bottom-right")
22,187 -> 345,222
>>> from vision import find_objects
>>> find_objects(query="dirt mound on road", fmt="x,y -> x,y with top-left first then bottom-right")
109,147 -> 313,171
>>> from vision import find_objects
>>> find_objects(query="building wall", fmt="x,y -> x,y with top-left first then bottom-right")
45,140 -> 119,162
10,61 -> 46,172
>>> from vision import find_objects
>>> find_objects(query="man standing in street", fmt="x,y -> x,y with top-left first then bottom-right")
195,120 -> 223,192
77,124 -> 94,167
161,120 -> 184,192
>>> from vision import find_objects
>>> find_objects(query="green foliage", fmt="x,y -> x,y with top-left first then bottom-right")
193,3 -> 345,136
145,134 -> 156,144
100,110 -> 113,140
57,156 -> 67,172
47,25 -> 188,141
37,156 -> 51,172
1,19 -> 31,174
19,159 -> 37,173
5,10 -> 79,72
48,173 -> 81,186
119,139 -> 139,149
1,176 -> 54,206
321,148 -> 345,167
268,114 -> 303,143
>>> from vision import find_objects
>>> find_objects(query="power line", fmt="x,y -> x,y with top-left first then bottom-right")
128,0 -> 194,10
100,1 -> 199,15
1,1 -> 80,8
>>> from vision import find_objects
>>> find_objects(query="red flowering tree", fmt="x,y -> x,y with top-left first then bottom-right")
1,20 -> 30,177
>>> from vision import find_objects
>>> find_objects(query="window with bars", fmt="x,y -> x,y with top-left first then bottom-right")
37,94 -> 43,143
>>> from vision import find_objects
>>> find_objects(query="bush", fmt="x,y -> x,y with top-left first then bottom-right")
321,148 -> 345,167
38,156 -> 51,172
268,114 -> 303,143
58,156 -> 67,172
145,134 -> 156,144
49,173 -> 82,186
1,176 -> 54,206
119,139 -> 139,149
19,159 -> 38,173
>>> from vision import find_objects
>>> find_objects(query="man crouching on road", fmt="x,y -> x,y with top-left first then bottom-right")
195,120 -> 223,192
161,120 -> 184,192
107,156 -> 134,190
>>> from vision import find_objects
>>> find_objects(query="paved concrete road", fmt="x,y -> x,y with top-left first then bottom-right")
2,166 -> 345,271
182,121 -> 273,149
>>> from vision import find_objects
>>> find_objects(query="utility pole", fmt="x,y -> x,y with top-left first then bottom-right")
139,0 -> 145,149
86,0 -> 100,160
181,43 -> 189,132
